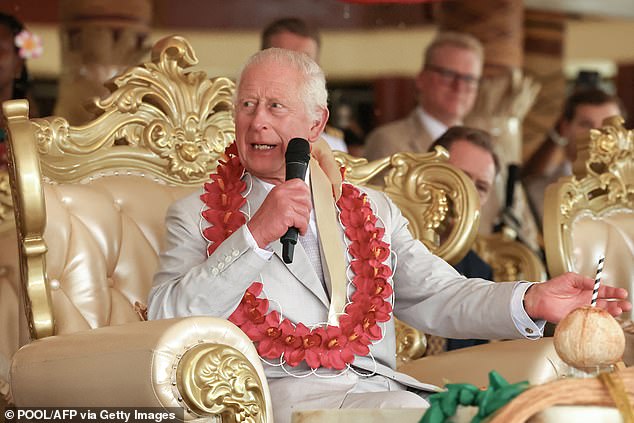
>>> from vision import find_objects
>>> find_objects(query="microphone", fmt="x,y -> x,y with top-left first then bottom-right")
281,138 -> 311,264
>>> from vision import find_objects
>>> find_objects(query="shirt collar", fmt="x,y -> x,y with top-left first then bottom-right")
416,106 -> 451,141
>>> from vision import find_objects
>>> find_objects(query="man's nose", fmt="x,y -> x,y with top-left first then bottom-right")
251,105 -> 270,130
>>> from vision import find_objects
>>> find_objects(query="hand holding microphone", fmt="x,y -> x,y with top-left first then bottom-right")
280,138 -> 311,263
246,138 -> 312,261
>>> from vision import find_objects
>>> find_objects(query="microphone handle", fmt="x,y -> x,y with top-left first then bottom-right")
281,228 -> 299,264
281,160 -> 309,264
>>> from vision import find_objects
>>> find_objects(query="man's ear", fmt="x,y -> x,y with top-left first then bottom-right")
308,107 -> 329,142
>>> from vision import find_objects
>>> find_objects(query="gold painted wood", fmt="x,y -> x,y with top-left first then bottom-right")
0,171 -> 13,234
394,319 -> 427,366
177,343 -> 267,423
334,147 -> 480,266
543,116 -> 634,279
473,230 -> 547,282
2,35 -> 236,340
33,35 -> 234,186
2,100 -> 52,340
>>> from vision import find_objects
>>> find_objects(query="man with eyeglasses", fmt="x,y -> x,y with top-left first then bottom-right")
364,32 -> 483,161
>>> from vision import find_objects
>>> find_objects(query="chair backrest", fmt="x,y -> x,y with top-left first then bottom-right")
543,116 -> 633,311
473,230 -> 547,282
334,149 -> 481,364
2,36 -> 235,340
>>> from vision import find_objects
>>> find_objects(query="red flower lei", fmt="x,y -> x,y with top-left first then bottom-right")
201,144 -> 393,370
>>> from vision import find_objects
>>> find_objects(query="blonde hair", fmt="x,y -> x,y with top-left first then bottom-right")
424,31 -> 484,67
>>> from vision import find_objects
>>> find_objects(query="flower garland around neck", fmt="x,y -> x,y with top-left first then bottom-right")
201,144 -> 393,370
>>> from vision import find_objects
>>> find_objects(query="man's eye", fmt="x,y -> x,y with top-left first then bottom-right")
241,100 -> 255,108
271,102 -> 284,109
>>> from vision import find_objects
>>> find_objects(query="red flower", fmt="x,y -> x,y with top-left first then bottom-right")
319,326 -> 355,370
204,146 -> 395,370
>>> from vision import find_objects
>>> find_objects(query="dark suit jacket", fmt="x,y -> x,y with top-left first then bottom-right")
447,249 -> 494,351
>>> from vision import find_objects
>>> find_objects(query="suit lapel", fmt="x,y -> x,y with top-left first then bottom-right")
245,174 -> 330,308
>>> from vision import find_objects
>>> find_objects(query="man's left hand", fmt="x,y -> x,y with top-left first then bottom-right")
523,272 -> 632,323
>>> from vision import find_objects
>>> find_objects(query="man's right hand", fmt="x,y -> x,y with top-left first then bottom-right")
247,179 -> 312,248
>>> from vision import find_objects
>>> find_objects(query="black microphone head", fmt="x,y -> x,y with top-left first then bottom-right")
285,138 -> 311,164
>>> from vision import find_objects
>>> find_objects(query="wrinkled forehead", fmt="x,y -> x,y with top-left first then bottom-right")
236,63 -> 304,109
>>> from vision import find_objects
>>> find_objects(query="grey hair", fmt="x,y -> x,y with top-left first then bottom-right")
234,48 -> 328,122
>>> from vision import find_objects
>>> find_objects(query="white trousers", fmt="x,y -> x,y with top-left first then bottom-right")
268,371 -> 429,423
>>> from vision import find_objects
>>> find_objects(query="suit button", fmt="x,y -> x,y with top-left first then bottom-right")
218,262 -> 225,270
525,328 -> 534,334
211,267 -> 219,276
232,250 -> 240,257
225,256 -> 232,263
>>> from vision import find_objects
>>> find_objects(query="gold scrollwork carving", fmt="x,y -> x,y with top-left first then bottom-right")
334,148 -> 480,265
0,171 -> 13,230
395,318 -> 427,365
176,343 -> 267,423
559,117 -> 634,219
30,35 -> 235,186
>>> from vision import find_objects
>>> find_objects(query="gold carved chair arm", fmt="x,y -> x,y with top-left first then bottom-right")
11,317 -> 272,422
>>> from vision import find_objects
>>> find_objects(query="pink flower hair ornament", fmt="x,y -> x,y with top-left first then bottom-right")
14,29 -> 43,59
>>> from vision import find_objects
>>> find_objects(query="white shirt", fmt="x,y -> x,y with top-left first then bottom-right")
416,106 -> 450,141
321,132 -> 348,153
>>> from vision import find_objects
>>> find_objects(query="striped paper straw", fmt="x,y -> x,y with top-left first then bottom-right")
591,256 -> 605,307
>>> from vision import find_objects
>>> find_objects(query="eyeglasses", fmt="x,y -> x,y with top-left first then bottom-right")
425,64 -> 480,88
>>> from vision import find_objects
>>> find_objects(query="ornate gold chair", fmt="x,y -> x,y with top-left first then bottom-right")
334,151 -> 559,388
543,115 -> 634,364
2,36 -> 271,421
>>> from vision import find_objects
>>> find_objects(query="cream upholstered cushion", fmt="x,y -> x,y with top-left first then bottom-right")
42,177 -> 196,334
569,210 -> 634,297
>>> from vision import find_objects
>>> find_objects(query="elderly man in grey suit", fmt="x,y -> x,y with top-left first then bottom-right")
148,48 -> 629,423
364,32 -> 483,161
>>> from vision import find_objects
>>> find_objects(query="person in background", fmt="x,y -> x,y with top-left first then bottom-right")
261,17 -> 348,153
148,48 -> 630,423
0,12 -> 41,169
522,88 -> 623,223
425,126 -> 499,354
364,32 -> 482,161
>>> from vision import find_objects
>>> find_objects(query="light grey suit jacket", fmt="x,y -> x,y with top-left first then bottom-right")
148,174 -> 524,390
364,110 -> 434,161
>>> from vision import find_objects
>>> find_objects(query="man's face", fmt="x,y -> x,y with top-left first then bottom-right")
234,60 -> 327,185
447,140 -> 496,206
267,31 -> 319,62
416,45 -> 482,126
561,102 -> 621,160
